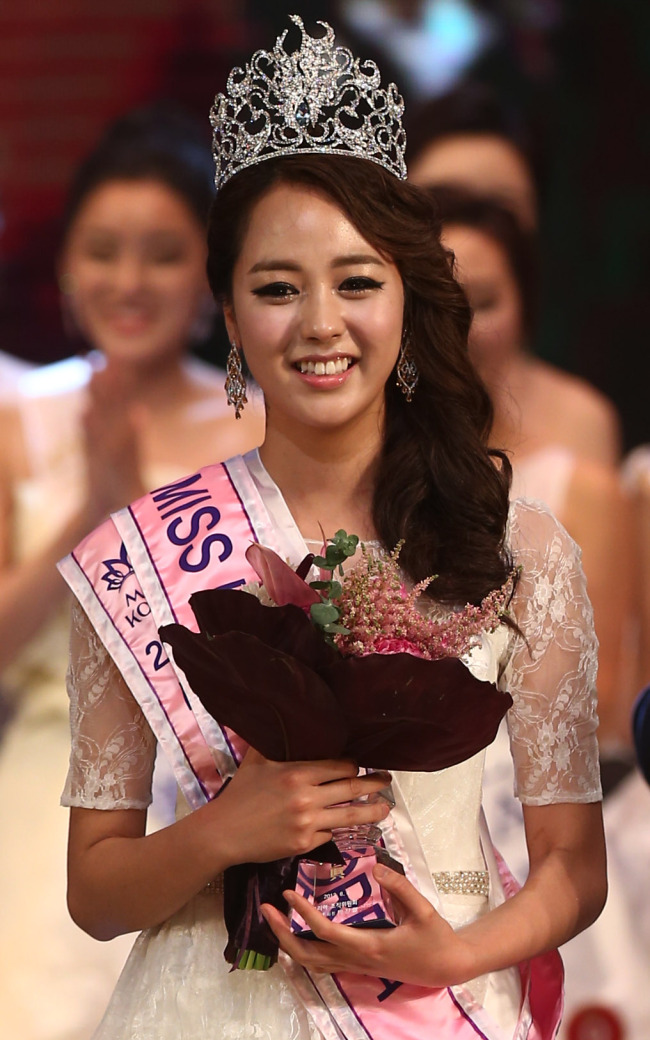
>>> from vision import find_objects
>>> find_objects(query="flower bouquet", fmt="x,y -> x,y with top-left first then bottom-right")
160,533 -> 515,969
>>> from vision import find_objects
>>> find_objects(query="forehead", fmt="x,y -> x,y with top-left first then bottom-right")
237,182 -> 381,264
442,223 -> 511,283
410,134 -> 536,227
70,178 -> 201,234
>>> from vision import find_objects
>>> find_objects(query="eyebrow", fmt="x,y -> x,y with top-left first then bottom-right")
248,253 -> 385,274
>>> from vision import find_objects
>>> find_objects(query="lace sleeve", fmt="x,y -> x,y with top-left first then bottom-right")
61,598 -> 156,810
502,499 -> 602,805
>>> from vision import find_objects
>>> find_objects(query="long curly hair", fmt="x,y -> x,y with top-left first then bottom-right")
207,154 -> 512,605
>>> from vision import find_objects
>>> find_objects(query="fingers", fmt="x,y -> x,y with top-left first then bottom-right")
315,770 -> 392,807
261,893 -> 362,973
372,865 -> 434,924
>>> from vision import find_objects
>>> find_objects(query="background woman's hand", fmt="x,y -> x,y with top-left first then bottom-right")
262,865 -> 463,988
81,362 -> 148,519
213,749 -> 392,866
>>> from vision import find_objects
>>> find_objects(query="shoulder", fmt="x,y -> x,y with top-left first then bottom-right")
530,360 -> 621,465
507,497 -> 578,559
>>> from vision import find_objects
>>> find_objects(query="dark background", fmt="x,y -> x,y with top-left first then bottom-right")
0,0 -> 648,449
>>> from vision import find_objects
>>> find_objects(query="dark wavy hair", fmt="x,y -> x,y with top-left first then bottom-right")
62,103 -> 215,238
207,154 -> 512,605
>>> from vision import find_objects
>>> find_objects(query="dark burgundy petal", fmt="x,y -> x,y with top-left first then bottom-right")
188,588 -> 337,672
326,654 -> 512,770
159,625 -> 348,761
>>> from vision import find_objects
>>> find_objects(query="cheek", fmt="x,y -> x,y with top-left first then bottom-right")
469,303 -> 519,358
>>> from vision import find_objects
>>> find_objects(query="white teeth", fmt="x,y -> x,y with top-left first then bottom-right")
297,357 -> 352,375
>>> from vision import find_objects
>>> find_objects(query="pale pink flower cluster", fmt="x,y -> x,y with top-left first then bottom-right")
334,543 -> 517,661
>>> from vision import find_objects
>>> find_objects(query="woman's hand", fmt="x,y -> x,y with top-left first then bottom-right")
262,865 -> 463,988
213,749 -> 393,867
81,363 -> 148,519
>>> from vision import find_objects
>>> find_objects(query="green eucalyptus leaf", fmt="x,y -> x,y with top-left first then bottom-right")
310,602 -> 340,625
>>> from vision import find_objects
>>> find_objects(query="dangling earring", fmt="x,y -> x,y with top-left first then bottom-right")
395,329 -> 419,401
225,342 -> 247,419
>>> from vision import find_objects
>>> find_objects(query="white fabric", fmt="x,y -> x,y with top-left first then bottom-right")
61,453 -> 600,1039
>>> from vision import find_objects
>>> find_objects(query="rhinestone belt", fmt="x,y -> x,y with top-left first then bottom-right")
206,869 -> 490,897
433,870 -> 490,896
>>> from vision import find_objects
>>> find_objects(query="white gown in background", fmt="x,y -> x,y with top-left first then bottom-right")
0,357 -> 205,1040
60,449 -> 601,1040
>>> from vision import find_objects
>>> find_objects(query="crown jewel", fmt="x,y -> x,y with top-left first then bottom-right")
210,15 -> 407,190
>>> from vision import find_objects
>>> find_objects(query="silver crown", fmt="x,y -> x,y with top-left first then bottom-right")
210,15 -> 407,190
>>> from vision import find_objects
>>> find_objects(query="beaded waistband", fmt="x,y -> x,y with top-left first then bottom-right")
433,870 -> 489,897
206,869 -> 490,898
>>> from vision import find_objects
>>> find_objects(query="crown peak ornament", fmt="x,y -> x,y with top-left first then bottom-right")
210,15 -> 407,190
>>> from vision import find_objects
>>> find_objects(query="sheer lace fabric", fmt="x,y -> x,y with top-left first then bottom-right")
62,600 -> 156,810
61,498 -> 601,812
503,499 -> 600,804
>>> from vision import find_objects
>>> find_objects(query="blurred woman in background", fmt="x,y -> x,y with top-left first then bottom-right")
434,186 -> 649,1040
0,104 -> 263,1039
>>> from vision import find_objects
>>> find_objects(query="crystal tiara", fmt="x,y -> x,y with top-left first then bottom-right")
209,15 -> 407,191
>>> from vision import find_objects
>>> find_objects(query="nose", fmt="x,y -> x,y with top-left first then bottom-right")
110,254 -> 148,296
299,286 -> 344,343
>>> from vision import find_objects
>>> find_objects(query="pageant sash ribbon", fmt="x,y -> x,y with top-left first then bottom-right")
58,454 -> 563,1040
58,458 -> 269,806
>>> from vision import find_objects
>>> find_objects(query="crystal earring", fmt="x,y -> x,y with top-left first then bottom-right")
225,342 -> 247,419
395,330 -> 419,401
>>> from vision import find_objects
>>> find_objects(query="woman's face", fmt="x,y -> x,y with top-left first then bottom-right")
224,182 -> 404,436
61,178 -> 209,366
441,223 -> 523,375
410,133 -> 537,230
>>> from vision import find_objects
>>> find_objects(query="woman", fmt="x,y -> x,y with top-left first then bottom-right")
59,18 -> 605,1040
435,187 -> 650,1040
0,105 -> 263,1039
433,187 -> 632,753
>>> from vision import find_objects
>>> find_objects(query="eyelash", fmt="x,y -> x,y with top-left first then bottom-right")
251,276 -> 384,299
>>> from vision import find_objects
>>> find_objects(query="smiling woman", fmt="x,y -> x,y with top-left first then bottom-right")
53,18 -> 605,1040
0,104 -> 264,1040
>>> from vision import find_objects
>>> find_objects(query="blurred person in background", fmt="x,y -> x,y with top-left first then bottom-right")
0,349 -> 32,400
435,185 -> 648,1040
0,104 -> 264,1040
407,81 -> 541,232
407,81 -> 622,467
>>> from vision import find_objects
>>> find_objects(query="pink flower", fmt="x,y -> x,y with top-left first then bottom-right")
245,543 -> 320,609
357,636 -> 430,659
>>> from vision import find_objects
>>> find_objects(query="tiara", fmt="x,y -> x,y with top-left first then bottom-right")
209,15 -> 407,190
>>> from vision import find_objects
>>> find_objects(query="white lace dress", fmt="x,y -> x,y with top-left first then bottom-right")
61,467 -> 601,1040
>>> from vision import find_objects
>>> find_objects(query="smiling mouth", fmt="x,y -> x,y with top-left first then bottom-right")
295,357 -> 355,375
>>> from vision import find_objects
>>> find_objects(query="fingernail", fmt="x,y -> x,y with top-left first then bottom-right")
283,890 -> 296,905
374,864 -> 388,880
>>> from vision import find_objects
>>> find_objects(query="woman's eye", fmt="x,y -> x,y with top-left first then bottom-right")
472,297 -> 498,313
151,250 -> 185,265
86,247 -> 116,262
252,281 -> 298,299
339,276 -> 384,293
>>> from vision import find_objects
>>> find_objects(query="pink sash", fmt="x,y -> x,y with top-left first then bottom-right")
59,454 -> 563,1040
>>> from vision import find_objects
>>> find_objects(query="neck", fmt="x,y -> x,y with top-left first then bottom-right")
259,412 -> 383,541
102,351 -> 193,413
480,350 -> 531,453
